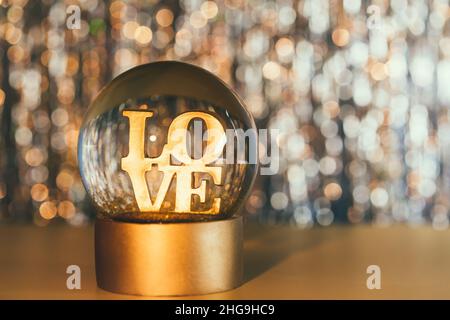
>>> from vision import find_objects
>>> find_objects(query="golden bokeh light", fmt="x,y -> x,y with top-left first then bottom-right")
0,89 -> 5,106
58,200 -> 76,219
370,62 -> 388,81
201,1 -> 219,20
156,8 -> 174,27
324,182 -> 343,201
30,184 -> 48,202
134,26 -> 152,45
39,201 -> 57,220
122,21 -> 139,40
25,148 -> 45,167
262,61 -> 281,80
2,1 -> 450,229
56,171 -> 74,191
190,11 -> 207,29
332,28 -> 350,47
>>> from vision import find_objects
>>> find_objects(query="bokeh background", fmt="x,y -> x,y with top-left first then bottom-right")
0,0 -> 450,228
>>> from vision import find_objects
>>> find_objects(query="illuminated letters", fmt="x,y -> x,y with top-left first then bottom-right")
121,110 -> 225,214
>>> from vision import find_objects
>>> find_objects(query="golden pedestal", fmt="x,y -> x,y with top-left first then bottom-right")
95,216 -> 243,296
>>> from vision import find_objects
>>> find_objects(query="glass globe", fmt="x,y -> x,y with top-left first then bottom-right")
78,61 -> 257,222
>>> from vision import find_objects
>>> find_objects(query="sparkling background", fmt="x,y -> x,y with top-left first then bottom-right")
0,0 -> 450,228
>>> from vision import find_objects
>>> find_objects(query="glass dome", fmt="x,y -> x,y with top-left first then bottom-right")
78,61 -> 257,222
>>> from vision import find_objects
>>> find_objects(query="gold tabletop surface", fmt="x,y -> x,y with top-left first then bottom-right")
1,222 -> 449,299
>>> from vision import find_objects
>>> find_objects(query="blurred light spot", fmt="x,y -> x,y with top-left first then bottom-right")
317,208 -> 334,226
15,127 -> 32,146
201,1 -> 218,19
39,201 -> 57,220
370,187 -> 389,208
122,21 -> 139,39
293,206 -> 313,228
319,156 -> 337,175
370,62 -> 388,81
262,61 -> 281,80
25,148 -> 45,167
0,89 -> 5,106
324,182 -> 342,200
134,26 -> 152,45
0,183 -> 6,200
332,28 -> 349,47
275,38 -> 294,63
51,108 -> 69,127
56,171 -> 74,191
353,185 -> 369,204
31,183 -> 48,202
190,11 -> 207,28
271,192 -> 289,210
58,200 -> 76,219
156,8 -> 174,27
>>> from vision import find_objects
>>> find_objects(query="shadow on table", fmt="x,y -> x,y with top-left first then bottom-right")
243,223 -> 325,283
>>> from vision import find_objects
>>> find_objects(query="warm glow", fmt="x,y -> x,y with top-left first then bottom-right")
123,21 -> 139,39
31,183 -> 48,202
39,201 -> 57,219
190,11 -> 207,28
0,89 -> 5,105
121,110 -> 225,214
156,8 -> 174,27
201,1 -> 219,19
134,26 -> 152,45
370,62 -> 388,81
58,200 -> 76,219
332,28 -> 350,47
324,182 -> 342,200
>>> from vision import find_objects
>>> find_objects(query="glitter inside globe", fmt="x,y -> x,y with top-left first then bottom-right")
78,62 -> 257,222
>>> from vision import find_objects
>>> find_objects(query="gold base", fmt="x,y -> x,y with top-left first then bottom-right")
95,216 -> 243,296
